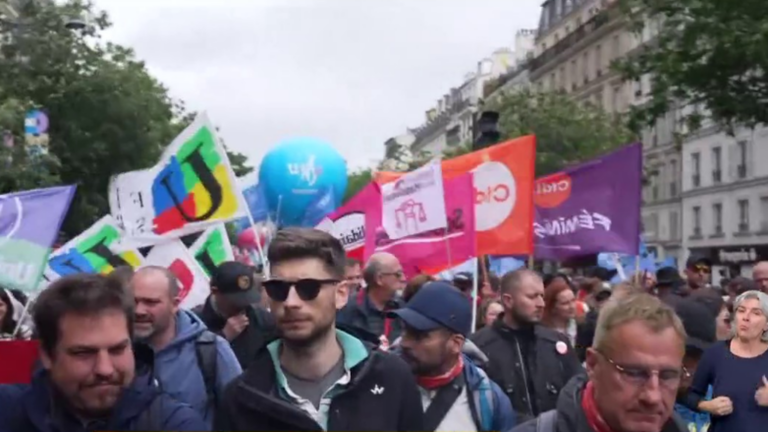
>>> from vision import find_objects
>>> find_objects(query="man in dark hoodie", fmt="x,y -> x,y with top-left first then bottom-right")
194,260 -> 276,368
215,227 -> 424,431
0,273 -> 205,432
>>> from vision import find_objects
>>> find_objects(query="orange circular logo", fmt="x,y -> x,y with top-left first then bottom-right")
534,173 -> 572,208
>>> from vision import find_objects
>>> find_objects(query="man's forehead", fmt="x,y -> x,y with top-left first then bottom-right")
58,311 -> 130,345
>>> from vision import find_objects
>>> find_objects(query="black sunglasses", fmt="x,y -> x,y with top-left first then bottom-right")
263,278 -> 339,302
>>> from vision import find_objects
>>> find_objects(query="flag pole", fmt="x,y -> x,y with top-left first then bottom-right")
470,256 -> 479,333
527,254 -> 534,269
240,191 -> 268,276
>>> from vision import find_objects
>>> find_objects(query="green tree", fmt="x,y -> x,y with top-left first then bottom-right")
343,167 -> 372,204
0,1 -> 251,235
487,88 -> 636,175
615,0 -> 768,133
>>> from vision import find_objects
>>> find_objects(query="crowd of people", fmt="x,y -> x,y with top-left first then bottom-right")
1,227 -> 768,432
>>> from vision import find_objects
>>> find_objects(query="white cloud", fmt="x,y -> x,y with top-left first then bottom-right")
95,0 -> 541,170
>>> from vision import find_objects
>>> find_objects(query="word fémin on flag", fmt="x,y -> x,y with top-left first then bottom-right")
108,113 -> 245,241
189,224 -> 235,277
45,215 -> 144,280
145,240 -> 210,309
377,135 -> 536,256
0,186 -> 75,291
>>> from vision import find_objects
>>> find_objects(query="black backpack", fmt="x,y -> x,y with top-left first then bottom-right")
194,330 -> 218,408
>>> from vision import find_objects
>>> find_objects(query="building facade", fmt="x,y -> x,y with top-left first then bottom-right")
530,0 -> 683,263
681,124 -> 768,282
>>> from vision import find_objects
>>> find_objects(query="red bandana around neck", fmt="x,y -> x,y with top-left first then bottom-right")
417,356 -> 464,390
581,381 -> 615,432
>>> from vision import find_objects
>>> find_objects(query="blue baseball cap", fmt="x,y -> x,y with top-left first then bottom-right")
388,281 -> 472,336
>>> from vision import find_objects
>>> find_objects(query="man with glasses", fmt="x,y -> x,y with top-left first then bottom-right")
511,294 -> 688,432
338,251 -> 407,346
684,256 -> 712,295
215,228 -> 424,431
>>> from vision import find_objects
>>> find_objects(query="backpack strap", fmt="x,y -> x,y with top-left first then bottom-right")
536,410 -> 558,432
423,373 -> 466,432
133,394 -> 168,431
195,331 -> 219,408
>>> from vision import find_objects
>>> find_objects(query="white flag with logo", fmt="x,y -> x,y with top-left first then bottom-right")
381,160 -> 447,240
143,240 -> 210,309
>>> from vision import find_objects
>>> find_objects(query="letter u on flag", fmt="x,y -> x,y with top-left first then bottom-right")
376,135 -> 536,256
108,113 -> 246,243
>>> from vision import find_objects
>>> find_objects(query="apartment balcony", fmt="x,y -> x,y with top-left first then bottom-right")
482,61 -> 529,99
411,98 -> 473,146
529,4 -> 620,76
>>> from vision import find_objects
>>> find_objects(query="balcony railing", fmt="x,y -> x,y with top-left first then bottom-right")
529,5 -> 619,74
737,164 -> 747,179
712,170 -> 721,184
411,98 -> 472,144
482,63 -> 528,98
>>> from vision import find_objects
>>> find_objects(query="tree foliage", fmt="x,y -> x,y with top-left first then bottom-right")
615,0 -> 768,133
487,88 -> 636,176
343,168 -> 373,204
0,1 -> 251,236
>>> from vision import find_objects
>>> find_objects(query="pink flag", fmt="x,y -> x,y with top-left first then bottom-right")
316,183 -> 379,262
364,174 -> 476,278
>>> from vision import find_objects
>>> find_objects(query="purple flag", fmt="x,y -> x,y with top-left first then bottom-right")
533,143 -> 642,260
0,186 -> 76,291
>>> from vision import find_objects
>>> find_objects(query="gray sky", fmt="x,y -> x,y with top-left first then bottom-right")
96,0 -> 541,172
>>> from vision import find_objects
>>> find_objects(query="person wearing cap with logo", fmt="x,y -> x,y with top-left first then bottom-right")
672,299 -> 717,432
391,281 -> 516,432
684,256 -> 712,295
214,228 -> 424,431
193,261 -> 277,368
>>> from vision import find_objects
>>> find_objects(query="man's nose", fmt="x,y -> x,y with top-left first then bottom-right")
93,350 -> 116,377
638,374 -> 664,406
282,286 -> 303,307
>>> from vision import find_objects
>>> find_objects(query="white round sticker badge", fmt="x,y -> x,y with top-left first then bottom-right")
555,341 -> 568,355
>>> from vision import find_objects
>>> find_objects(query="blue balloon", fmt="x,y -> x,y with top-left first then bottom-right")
259,137 -> 347,226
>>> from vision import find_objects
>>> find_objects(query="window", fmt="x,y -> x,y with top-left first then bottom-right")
712,146 -> 721,183
737,140 -> 747,179
570,60 -> 578,90
738,199 -> 749,232
634,79 -> 642,98
550,72 -> 556,90
691,152 -> 700,187
595,45 -> 602,76
583,51 -> 590,83
713,203 -> 722,234
612,85 -> 622,112
761,197 -> 768,232
595,87 -> 604,109
559,66 -> 566,90
612,34 -> 621,59
669,159 -> 678,197
693,206 -> 701,236
669,211 -> 679,240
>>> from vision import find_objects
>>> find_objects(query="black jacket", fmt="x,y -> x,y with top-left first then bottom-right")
471,319 -> 584,423
193,297 -> 276,369
214,332 -> 425,431
510,374 -> 687,432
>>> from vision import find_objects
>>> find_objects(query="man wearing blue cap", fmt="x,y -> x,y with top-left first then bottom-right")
390,281 -> 516,432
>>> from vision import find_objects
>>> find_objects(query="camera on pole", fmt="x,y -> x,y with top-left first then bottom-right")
472,110 -> 501,151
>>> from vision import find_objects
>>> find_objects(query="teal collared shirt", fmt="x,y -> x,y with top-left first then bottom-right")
267,330 -> 368,430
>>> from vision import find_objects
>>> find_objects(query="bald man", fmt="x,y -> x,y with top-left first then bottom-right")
131,266 -> 241,427
337,252 -> 406,344
471,269 -> 582,422
753,261 -> 768,293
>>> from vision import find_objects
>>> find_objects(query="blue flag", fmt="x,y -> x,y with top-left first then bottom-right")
301,186 -> 336,227
0,185 -> 76,291
488,256 -> 526,276
233,182 -> 269,233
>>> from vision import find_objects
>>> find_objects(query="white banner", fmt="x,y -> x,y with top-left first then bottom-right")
109,112 -> 246,242
188,224 -> 235,278
381,160 -> 447,240
144,240 -> 210,309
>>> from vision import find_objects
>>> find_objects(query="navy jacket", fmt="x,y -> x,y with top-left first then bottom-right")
0,366 -> 207,432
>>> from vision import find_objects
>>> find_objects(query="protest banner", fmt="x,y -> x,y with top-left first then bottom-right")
108,113 -> 245,243
144,240 -> 210,309
189,224 -> 235,277
315,183 -> 378,262
381,160 -> 446,240
0,340 -> 39,384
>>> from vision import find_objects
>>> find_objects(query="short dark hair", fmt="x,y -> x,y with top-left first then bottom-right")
107,266 -> 135,289
267,228 -> 346,279
500,269 -> 541,295
345,257 -> 361,268
33,273 -> 134,356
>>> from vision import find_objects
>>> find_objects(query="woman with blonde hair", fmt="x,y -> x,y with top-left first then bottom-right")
686,290 -> 768,431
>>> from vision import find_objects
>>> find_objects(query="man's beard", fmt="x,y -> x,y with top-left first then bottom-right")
510,306 -> 538,326
279,316 -> 335,349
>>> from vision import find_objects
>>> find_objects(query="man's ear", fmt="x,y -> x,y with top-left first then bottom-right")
335,282 -> 349,310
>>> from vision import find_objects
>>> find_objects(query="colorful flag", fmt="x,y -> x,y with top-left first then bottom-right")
108,113 -> 245,242
144,240 -> 210,309
365,173 -> 476,278
189,224 -> 235,278
0,186 -> 75,291
381,160 -> 447,240
534,143 -> 642,260
376,135 -> 536,256
315,183 -> 377,262
301,186 -> 336,227
45,215 -> 144,282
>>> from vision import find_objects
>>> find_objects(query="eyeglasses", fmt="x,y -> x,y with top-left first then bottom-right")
693,265 -> 711,274
263,278 -> 339,302
595,350 -> 687,390
380,270 -> 404,278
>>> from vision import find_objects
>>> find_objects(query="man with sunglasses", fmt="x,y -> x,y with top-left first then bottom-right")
511,294 -> 689,432
215,228 -> 424,431
683,256 -> 712,295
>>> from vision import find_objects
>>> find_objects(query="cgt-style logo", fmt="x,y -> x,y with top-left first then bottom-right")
534,173 -> 572,208
288,155 -> 322,187
472,161 -> 517,231
0,196 -> 23,247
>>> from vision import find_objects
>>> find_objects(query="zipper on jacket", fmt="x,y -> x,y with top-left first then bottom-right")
514,339 -> 535,415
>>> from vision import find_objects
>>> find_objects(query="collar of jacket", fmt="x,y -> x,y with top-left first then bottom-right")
552,374 -> 689,432
230,330 -> 385,430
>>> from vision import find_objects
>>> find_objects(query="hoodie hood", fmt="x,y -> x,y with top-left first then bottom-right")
162,310 -> 207,354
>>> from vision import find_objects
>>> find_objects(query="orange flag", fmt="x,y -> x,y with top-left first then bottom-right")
376,135 -> 536,256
